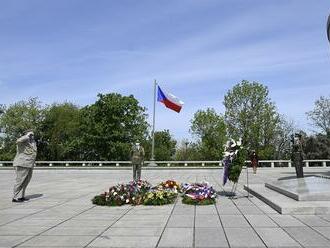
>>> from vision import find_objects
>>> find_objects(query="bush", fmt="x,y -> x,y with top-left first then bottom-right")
228,149 -> 247,183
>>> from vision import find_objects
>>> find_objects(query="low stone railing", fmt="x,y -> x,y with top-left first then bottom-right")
0,160 -> 329,168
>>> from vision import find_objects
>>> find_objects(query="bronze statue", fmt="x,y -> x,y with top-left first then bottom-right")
291,133 -> 304,178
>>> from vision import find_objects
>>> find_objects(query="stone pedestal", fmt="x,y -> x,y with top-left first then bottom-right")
245,175 -> 330,214
266,176 -> 330,201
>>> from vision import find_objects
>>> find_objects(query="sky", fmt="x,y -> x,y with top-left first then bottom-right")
0,0 -> 330,140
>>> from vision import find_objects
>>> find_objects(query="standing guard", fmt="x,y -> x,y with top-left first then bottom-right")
131,142 -> 145,181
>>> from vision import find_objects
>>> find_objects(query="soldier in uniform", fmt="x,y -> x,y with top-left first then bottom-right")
12,130 -> 37,202
130,142 -> 145,181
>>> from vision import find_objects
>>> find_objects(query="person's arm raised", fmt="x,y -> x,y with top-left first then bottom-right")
16,133 -> 32,144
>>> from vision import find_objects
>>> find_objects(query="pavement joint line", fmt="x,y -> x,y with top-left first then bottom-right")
241,184 -> 305,247
243,179 -> 330,247
319,215 -> 330,223
291,214 -> 330,242
243,187 -> 307,248
0,192 -> 95,227
274,222 -> 308,248
232,191 -> 269,248
82,205 -> 134,248
215,201 -> 231,248
211,175 -> 231,248
155,195 -> 179,248
11,204 -> 96,248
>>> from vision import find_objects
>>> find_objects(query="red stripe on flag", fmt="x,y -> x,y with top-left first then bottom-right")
162,99 -> 182,113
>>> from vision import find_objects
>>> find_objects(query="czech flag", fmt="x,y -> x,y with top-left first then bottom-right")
157,86 -> 184,113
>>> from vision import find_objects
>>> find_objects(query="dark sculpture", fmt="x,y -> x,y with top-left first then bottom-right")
291,133 -> 304,178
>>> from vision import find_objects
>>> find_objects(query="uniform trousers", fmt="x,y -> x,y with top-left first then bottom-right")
132,164 -> 142,181
13,166 -> 33,199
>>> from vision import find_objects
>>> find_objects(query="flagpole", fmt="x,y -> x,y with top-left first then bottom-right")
148,79 -> 158,167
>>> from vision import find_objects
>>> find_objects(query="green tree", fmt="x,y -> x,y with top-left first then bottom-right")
144,130 -> 177,161
273,116 -> 296,160
0,98 -> 45,160
175,140 -> 201,161
303,133 -> 330,160
306,96 -> 330,135
78,93 -> 148,160
38,103 -> 81,160
190,108 -> 227,160
224,80 -> 280,159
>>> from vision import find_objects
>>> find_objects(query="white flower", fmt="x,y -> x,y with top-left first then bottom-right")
113,192 -> 117,196
126,199 -> 129,203
237,138 -> 242,146
224,151 -> 231,157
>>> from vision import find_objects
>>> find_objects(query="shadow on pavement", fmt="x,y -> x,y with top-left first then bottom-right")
26,193 -> 43,200
217,191 -> 236,197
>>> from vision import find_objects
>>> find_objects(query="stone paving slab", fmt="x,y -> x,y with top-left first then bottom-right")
225,227 -> 266,247
0,227 -> 46,237
158,227 -> 193,248
195,214 -> 221,228
167,214 -> 195,227
244,215 -> 278,227
0,236 -> 30,247
220,215 -> 250,227
103,227 -> 163,236
313,226 -> 330,238
88,235 -> 159,248
284,227 -> 330,247
268,215 -> 306,227
0,168 -> 330,248
255,227 -> 301,247
293,215 -> 330,227
195,227 -> 228,247
42,226 -> 105,236
16,235 -> 94,247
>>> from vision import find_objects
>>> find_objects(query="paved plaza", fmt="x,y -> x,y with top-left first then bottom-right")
0,167 -> 330,247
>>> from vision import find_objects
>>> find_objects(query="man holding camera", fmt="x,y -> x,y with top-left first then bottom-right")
12,130 -> 37,202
